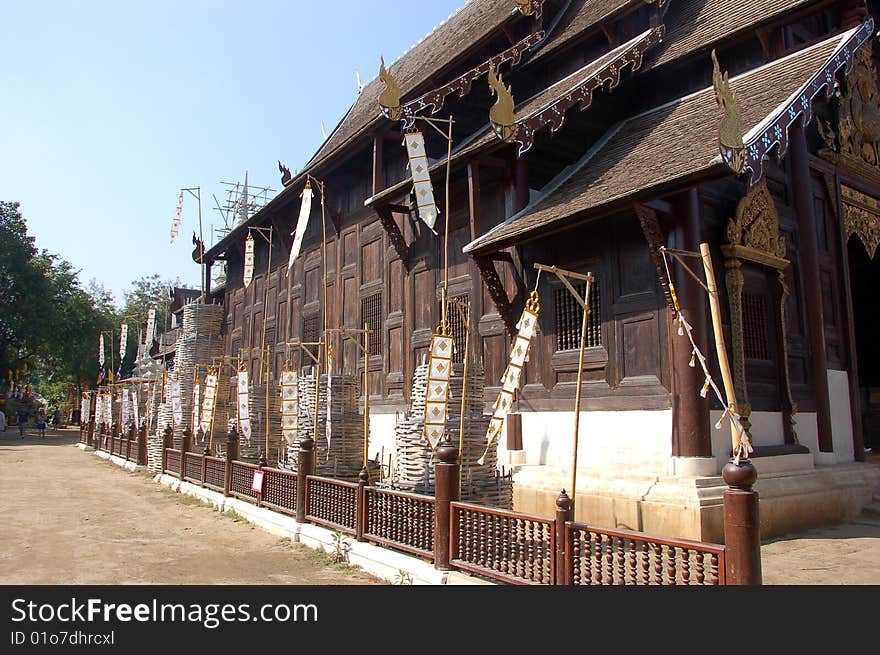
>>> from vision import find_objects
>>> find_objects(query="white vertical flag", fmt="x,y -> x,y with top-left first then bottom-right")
170,190 -> 184,242
171,375 -> 182,427
122,388 -> 131,425
243,232 -> 255,288
288,182 -> 314,274
131,388 -> 139,427
192,382 -> 201,435
119,323 -> 128,360
237,370 -> 251,444
404,130 -> 439,233
423,334 -> 455,450
280,370 -> 299,446
99,334 -> 105,367
103,392 -> 113,426
480,291 -> 541,464
145,307 -> 156,346
81,393 -> 91,425
94,395 -> 102,426
200,373 -> 218,434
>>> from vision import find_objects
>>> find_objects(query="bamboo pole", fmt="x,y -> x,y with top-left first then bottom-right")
699,242 -> 741,454
363,322 -> 370,469
570,280 -> 592,510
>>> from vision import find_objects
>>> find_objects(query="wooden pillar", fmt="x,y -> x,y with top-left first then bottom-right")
791,126 -> 834,452
127,424 -> 135,460
372,135 -> 385,196
356,466 -> 369,542
180,425 -> 192,482
722,460 -> 762,585
224,426 -> 239,497
555,490 -> 572,586
203,257 -> 213,301
671,190 -> 712,457
257,451 -> 267,505
433,436 -> 460,571
513,155 -> 529,215
137,422 -> 147,466
296,436 -> 315,523
162,425 -> 172,472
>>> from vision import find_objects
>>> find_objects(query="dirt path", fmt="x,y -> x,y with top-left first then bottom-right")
0,429 -> 382,584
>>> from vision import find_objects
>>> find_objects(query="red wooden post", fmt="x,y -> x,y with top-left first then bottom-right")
137,422 -> 147,466
296,437 -> 315,523
224,426 -> 239,497
162,425 -> 172,473
87,416 -> 95,448
434,436 -> 460,571
555,490 -> 572,586
722,459 -> 762,585
257,451 -> 268,505
180,425 -> 192,481
201,439 -> 210,485
127,424 -> 135,460
356,466 -> 369,542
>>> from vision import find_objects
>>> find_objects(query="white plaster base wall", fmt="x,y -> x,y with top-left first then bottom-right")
827,369 -> 855,464
511,409 -> 673,476
367,411 -> 398,470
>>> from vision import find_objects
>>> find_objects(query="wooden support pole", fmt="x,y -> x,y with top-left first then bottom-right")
570,282 -> 591,514
296,436 -> 315,522
699,243 -> 741,455
433,436 -> 460,570
555,490 -> 572,586
722,460 -> 762,584
363,322 -> 370,469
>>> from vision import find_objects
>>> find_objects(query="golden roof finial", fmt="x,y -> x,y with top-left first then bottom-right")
712,49 -> 745,174
378,56 -> 402,121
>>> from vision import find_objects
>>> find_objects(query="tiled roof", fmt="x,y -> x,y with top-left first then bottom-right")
464,31 -> 848,254
529,0 -> 641,61
643,0 -> 818,71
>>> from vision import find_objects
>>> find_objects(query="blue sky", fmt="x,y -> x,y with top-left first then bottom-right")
1,0 -> 465,305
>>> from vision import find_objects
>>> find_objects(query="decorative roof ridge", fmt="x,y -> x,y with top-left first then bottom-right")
463,121 -> 625,253
715,19 -> 875,186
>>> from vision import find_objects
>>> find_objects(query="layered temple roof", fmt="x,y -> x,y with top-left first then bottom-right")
205,0 -> 868,262
464,27 -> 866,253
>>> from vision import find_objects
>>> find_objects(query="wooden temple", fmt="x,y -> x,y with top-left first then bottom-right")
199,0 -> 880,541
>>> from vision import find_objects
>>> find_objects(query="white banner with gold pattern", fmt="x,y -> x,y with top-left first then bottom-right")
404,130 -> 439,233
243,232 -> 255,288
145,306 -> 156,346
200,373 -> 218,434
122,388 -> 131,425
119,323 -> 128,360
280,370 -> 299,445
170,190 -> 183,242
81,394 -> 90,425
423,334 -> 454,450
131,388 -> 139,427
103,392 -> 113,426
237,370 -> 251,443
95,395 -> 103,426
192,382 -> 201,435
481,292 -> 540,464
99,334 -> 105,367
170,375 -> 182,427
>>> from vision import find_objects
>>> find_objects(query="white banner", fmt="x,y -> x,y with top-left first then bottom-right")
131,388 -> 139,427
192,382 -> 201,436
423,334 -> 455,450
145,307 -> 156,346
481,294 -> 540,464
200,373 -> 218,435
103,392 -> 113,426
243,232 -> 255,288
237,370 -> 251,443
81,394 -> 90,425
119,323 -> 128,360
170,190 -> 183,242
404,131 -> 439,233
288,183 -> 314,274
171,376 -> 182,427
99,334 -> 105,367
148,383 -> 155,432
280,370 -> 299,445
122,389 -> 131,425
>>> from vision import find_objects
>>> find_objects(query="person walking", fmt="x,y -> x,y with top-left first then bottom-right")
37,411 -> 47,438
18,408 -> 29,438
51,407 -> 61,431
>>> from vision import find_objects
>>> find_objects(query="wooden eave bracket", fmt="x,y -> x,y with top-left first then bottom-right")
375,205 -> 410,268
474,255 -> 517,336
633,201 -> 675,311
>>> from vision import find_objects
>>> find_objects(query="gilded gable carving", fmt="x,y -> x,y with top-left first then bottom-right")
725,179 -> 787,261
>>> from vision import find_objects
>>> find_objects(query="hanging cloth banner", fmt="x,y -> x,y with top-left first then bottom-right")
145,307 -> 156,346
192,382 -> 201,436
170,190 -> 183,242
288,182 -> 313,274
279,370 -> 299,446
480,290 -> 541,465
103,392 -> 113,426
99,334 -> 105,367
121,388 -> 131,425
94,395 -> 103,427
404,130 -> 439,233
170,375 -> 182,427
326,346 -> 333,451
147,382 -> 156,432
237,370 -> 251,444
131,388 -> 139,427
423,333 -> 455,450
243,232 -> 255,288
200,372 -> 218,434
81,394 -> 91,425
119,323 -> 128,360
